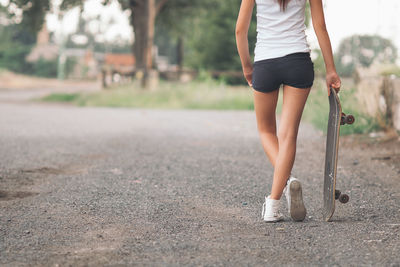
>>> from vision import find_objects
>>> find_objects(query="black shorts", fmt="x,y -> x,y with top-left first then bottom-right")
252,52 -> 314,93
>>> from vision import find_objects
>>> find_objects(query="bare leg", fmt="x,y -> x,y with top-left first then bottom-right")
269,85 -> 311,200
253,89 -> 280,167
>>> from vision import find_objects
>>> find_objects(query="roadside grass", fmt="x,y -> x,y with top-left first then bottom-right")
42,93 -> 81,102
41,78 -> 379,134
302,79 -> 380,135
42,79 -> 255,110
380,65 -> 400,77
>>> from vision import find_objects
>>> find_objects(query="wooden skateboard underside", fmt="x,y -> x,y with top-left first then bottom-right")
323,88 -> 354,221
323,88 -> 341,221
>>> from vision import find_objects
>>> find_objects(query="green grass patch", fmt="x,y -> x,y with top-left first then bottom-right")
380,65 -> 400,77
42,93 -> 81,102
42,80 -> 254,110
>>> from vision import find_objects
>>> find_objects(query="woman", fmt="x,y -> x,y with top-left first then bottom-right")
235,0 -> 341,222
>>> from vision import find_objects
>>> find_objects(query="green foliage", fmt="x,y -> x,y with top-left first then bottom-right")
156,0 -> 208,36
217,74 -> 247,86
0,22 -> 59,77
0,22 -> 58,77
335,55 -> 355,77
154,22 -> 178,65
312,49 -> 326,77
4,0 -> 50,33
154,0 -> 219,70
31,58 -> 58,78
195,69 -> 218,84
185,0 -> 257,72
0,42 -> 33,73
335,34 -> 398,77
64,57 -> 77,78
0,24 -> 35,73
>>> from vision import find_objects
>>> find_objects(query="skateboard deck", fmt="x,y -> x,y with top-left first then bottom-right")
323,87 -> 354,221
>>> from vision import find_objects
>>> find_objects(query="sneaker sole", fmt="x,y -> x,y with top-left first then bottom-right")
263,217 -> 284,223
289,181 -> 306,221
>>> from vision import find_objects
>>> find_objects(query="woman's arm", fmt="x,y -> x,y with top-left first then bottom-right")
310,0 -> 341,95
235,0 -> 255,87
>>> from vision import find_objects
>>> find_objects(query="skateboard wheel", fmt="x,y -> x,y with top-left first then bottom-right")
339,194 -> 349,203
335,190 -> 341,200
346,115 -> 355,125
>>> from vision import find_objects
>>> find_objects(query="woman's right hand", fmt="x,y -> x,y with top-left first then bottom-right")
243,67 -> 253,87
326,71 -> 341,96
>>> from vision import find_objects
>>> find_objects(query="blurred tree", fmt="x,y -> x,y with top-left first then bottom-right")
3,0 -> 207,87
33,57 -> 58,77
0,23 -> 60,77
0,24 -> 35,73
154,23 -> 177,64
335,34 -> 398,77
4,0 -> 51,33
155,0 -> 213,75
2,0 -> 310,83
185,0 -> 256,72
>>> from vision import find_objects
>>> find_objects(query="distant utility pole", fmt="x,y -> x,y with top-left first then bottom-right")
58,36 -> 66,80
57,14 -> 66,80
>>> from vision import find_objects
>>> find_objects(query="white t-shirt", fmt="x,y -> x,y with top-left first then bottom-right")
254,0 -> 311,62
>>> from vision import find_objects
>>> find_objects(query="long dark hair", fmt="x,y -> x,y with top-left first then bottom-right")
278,0 -> 290,11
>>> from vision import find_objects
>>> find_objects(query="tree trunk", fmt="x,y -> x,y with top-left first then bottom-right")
131,0 -> 156,88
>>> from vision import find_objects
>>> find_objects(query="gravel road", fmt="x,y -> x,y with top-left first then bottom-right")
0,100 -> 399,266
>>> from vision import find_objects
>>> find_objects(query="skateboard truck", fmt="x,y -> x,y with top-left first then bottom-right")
336,112 -> 354,205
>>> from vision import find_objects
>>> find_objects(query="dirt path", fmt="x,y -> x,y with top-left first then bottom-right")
0,71 -> 100,103
0,100 -> 399,266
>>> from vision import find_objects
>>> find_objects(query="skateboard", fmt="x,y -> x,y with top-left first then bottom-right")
323,87 -> 355,221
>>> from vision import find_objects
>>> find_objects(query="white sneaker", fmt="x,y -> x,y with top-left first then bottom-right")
261,196 -> 283,222
284,176 -> 306,221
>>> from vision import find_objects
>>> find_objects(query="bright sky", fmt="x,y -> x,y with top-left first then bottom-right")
46,0 -> 133,43
307,0 -> 400,54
